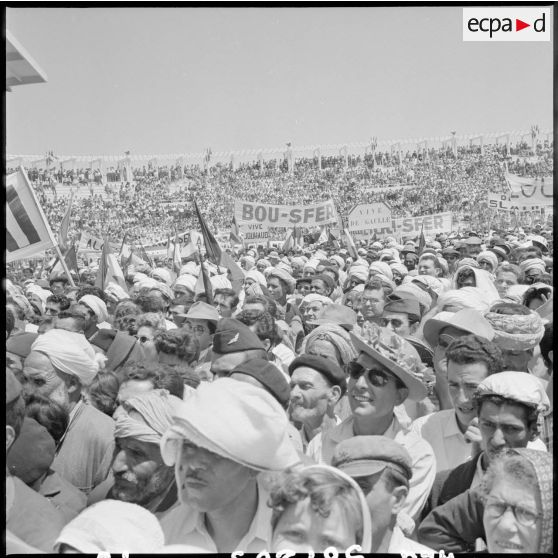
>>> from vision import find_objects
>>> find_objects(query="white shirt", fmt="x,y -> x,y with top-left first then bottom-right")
161,477 -> 272,552
306,415 -> 437,522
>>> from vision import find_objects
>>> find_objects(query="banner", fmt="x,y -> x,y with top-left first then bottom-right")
348,211 -> 453,240
348,203 -> 392,238
489,177 -> 553,212
235,199 -> 338,231
6,167 -> 57,262
78,232 -> 120,253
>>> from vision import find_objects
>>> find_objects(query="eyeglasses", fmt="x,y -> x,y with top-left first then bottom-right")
438,333 -> 457,349
484,496 -> 541,527
191,325 -> 207,335
381,317 -> 404,329
346,361 -> 392,387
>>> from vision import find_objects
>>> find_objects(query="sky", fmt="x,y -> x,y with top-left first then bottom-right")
6,6 -> 554,158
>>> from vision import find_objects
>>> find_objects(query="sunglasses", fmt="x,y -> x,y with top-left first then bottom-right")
135,335 -> 153,344
381,317 -> 405,329
346,361 -> 392,387
437,333 -> 457,349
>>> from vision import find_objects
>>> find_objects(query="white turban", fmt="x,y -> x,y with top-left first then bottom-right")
369,261 -> 393,280
31,329 -> 99,387
348,264 -> 368,282
301,293 -> 331,306
519,258 -> 546,274
390,262 -> 408,277
151,267 -> 173,286
245,269 -> 267,287
115,390 -> 183,445
104,282 -> 130,303
179,262 -> 200,277
210,274 -> 232,291
160,378 -> 300,472
174,274 -> 197,293
54,501 -> 165,554
79,295 -> 109,323
477,251 -> 498,272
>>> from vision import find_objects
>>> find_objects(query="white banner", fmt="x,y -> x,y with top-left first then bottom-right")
235,199 -> 338,230
348,203 -> 392,238
78,232 -> 120,253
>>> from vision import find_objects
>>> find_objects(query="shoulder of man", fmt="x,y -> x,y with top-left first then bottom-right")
438,453 -> 481,506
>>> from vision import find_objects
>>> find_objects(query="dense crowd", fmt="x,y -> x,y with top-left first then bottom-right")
5,207 -> 554,553
7,140 -> 553,249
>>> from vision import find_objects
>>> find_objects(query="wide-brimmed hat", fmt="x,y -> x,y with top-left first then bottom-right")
349,326 -> 427,401
423,308 -> 494,347
308,304 -> 357,331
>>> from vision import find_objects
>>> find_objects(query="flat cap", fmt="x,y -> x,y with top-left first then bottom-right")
288,354 -> 346,390
230,359 -> 290,408
212,318 -> 265,354
332,435 -> 413,480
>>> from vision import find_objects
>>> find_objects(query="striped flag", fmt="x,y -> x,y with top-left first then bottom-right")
342,228 -> 358,260
95,237 -> 127,291
6,167 -> 57,262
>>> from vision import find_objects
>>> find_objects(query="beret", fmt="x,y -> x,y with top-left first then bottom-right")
212,318 -> 265,354
6,332 -> 39,359
383,297 -> 422,321
7,417 -> 56,485
230,359 -> 290,408
332,435 -> 413,480
288,354 -> 346,389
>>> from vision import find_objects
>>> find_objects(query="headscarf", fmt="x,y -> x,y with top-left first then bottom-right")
160,379 -> 300,473
31,329 -> 100,386
301,293 -> 331,307
502,284 -> 530,304
276,261 -> 294,275
79,294 -> 109,323
241,255 -> 255,270
256,258 -> 272,270
329,255 -> 345,270
301,324 -> 358,366
54,501 -> 165,554
519,258 -> 546,274
484,308 -> 545,351
476,251 -> 498,272
114,389 -> 183,445
151,267 -> 173,286
348,264 -> 368,283
210,274 -> 232,290
244,269 -> 267,287
179,262 -> 200,277
390,262 -> 408,278
452,266 -> 500,304
104,282 -> 130,303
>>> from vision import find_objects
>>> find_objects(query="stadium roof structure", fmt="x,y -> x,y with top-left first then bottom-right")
6,30 -> 48,92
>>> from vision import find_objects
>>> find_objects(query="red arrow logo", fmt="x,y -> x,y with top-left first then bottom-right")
516,19 -> 530,31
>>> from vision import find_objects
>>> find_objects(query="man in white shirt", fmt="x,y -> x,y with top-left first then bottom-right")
307,324 -> 436,525
333,436 -> 434,555
159,378 -> 300,552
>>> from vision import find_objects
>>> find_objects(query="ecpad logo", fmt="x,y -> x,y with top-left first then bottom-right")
463,8 -> 551,41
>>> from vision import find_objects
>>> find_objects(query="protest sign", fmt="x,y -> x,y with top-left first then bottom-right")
348,203 -> 392,238
78,232 -> 120,253
489,177 -> 553,212
234,199 -> 338,230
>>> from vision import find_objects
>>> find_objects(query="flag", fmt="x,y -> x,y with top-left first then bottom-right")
293,226 -> 303,249
317,226 -> 328,245
172,230 -> 182,275
182,230 -> 202,260
220,251 -> 245,295
230,215 -> 243,245
194,258 -> 213,303
6,167 -> 57,262
95,237 -> 127,291
166,233 -> 173,259
417,223 -> 426,255
57,191 -> 74,252
342,228 -> 358,260
328,230 -> 340,250
137,240 -> 154,268
194,200 -> 222,265
281,228 -> 294,252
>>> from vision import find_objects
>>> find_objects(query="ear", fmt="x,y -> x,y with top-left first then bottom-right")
394,386 -> 409,406
390,485 -> 409,514
6,425 -> 16,452
327,385 -> 342,406
65,374 -> 81,395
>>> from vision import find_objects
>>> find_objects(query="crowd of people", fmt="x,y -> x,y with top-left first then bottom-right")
6,139 -> 553,250
5,199 -> 554,553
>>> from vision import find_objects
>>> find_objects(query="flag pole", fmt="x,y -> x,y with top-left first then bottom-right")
53,243 -> 76,287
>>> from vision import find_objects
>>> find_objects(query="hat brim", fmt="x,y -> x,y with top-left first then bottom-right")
336,460 -> 388,478
422,317 -> 473,347
308,318 -> 354,331
349,334 -> 427,401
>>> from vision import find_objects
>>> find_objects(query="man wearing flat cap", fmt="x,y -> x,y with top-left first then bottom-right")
159,379 -> 300,551
288,354 -> 345,450
333,436 -> 434,554
22,328 -> 115,494
184,301 -> 220,364
209,318 -> 270,378
307,325 -> 436,526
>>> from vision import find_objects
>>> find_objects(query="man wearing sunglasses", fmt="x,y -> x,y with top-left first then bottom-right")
418,372 -> 550,552
306,325 -> 436,526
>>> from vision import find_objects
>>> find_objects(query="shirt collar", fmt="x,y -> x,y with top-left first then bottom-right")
443,410 -> 465,438
330,414 -> 399,443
